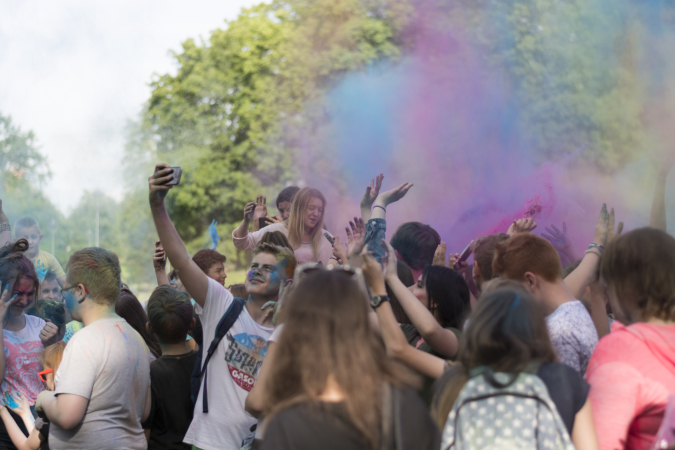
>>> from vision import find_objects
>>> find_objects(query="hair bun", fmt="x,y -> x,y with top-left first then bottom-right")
12,239 -> 29,254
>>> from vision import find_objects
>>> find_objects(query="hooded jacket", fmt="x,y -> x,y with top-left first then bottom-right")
586,322 -> 675,450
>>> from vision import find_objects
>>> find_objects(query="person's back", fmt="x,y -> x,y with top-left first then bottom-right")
51,318 -> 149,449
38,247 -> 150,450
143,286 -> 198,450
260,268 -> 440,450
586,228 -> 675,450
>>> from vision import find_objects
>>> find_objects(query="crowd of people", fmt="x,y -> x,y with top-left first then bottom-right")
0,159 -> 672,450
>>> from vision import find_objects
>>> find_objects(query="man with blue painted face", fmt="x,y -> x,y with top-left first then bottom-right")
148,163 -> 296,450
34,247 -> 151,450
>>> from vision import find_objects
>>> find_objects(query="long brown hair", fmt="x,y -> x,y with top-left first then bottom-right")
286,187 -> 326,259
0,239 -> 40,323
432,288 -> 556,429
264,269 -> 417,449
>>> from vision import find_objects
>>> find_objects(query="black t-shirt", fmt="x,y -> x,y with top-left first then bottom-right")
142,350 -> 198,450
537,362 -> 590,435
34,417 -> 50,450
260,386 -> 440,450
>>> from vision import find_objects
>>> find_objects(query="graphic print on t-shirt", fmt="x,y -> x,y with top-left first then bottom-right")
224,332 -> 268,392
2,336 -> 44,404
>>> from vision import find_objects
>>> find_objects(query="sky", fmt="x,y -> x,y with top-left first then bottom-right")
0,0 -> 259,214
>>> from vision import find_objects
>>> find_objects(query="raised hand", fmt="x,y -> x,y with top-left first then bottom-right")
593,204 -> 610,248
607,208 -> 624,243
35,260 -> 48,284
208,220 -> 221,250
0,285 -> 18,325
252,196 -> 268,222
433,242 -> 447,267
381,240 -> 399,282
507,218 -> 538,236
542,223 -> 571,252
346,217 -> 366,257
243,202 -> 256,222
153,241 -> 166,271
40,319 -> 61,347
361,174 -> 384,212
148,164 -> 175,207
376,182 -> 414,207
332,236 -> 348,264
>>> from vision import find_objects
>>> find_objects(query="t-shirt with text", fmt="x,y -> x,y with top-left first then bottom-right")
546,300 -> 598,375
183,277 -> 273,450
1,315 -> 46,405
50,318 -> 150,450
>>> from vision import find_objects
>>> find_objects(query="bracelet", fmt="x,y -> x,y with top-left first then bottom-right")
373,205 -> 386,213
588,243 -> 604,252
585,249 -> 602,257
0,224 -> 10,232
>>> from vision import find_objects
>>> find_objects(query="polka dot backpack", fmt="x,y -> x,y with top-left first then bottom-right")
441,364 -> 575,450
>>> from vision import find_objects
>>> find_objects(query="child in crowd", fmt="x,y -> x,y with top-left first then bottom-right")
13,218 -> 65,288
0,341 -> 66,450
143,286 -> 198,450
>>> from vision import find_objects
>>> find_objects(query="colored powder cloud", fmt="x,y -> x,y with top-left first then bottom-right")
292,0 -> 675,255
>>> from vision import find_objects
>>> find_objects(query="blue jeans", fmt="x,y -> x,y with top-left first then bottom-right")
365,219 -> 387,263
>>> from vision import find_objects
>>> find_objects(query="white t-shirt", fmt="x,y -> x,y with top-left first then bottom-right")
51,317 -> 151,450
231,222 -> 334,265
546,300 -> 598,375
184,277 -> 274,450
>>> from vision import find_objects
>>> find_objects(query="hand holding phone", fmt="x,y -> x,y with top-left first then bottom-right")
166,167 -> 183,185
324,232 -> 335,246
453,240 -> 474,271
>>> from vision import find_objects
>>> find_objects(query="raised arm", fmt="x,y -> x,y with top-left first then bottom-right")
0,200 -> 11,247
148,164 -> 209,307
361,249 -> 446,379
233,201 -> 256,239
564,205 -> 622,300
649,160 -> 673,231
153,241 -> 170,286
383,241 -> 459,359
360,174 -> 384,222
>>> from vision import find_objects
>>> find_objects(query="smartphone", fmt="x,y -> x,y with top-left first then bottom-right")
453,240 -> 474,270
166,167 -> 183,186
258,217 -> 273,229
323,232 -> 335,247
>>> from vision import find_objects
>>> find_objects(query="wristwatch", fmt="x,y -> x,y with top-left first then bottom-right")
370,294 -> 389,309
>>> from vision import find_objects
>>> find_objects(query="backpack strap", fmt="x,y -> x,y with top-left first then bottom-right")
199,296 -> 246,413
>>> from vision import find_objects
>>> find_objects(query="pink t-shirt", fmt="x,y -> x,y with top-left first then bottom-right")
586,322 -> 675,450
2,315 -> 46,405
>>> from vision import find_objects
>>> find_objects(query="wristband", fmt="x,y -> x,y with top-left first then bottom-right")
588,243 -> 604,252
373,205 -> 386,213
0,224 -> 10,232
585,249 -> 602,257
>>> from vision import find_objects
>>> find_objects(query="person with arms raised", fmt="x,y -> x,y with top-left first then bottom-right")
34,247 -> 151,450
148,164 -> 296,450
233,187 -> 333,265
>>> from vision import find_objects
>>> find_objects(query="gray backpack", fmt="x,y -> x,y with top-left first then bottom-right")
441,365 -> 576,450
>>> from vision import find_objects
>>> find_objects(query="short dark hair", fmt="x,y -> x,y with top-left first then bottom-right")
14,217 -> 40,234
192,249 -> 226,274
600,227 -> 675,322
147,286 -> 194,345
424,265 -> 471,329
390,222 -> 441,271
43,270 -> 58,283
276,186 -> 300,208
258,231 -> 293,252
228,284 -> 247,299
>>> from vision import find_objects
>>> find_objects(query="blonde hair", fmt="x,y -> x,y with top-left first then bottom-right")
286,187 -> 326,259
42,341 -> 67,372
